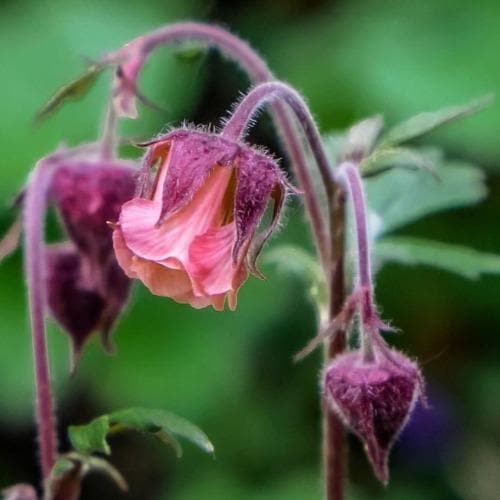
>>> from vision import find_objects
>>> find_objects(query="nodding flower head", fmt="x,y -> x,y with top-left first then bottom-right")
47,152 -> 136,367
112,129 -> 288,311
324,346 -> 424,485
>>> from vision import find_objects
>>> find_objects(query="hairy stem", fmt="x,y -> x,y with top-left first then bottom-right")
222,80 -> 346,500
100,96 -> 118,160
221,81 -> 335,195
24,157 -> 59,480
335,162 -> 379,361
104,22 -> 330,267
335,162 -> 371,290
324,183 -> 347,500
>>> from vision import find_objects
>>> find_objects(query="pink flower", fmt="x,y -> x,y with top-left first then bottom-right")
113,129 -> 287,310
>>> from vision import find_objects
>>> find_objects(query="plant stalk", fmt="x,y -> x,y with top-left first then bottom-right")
221,79 -> 347,500
324,182 -> 347,500
24,157 -> 59,480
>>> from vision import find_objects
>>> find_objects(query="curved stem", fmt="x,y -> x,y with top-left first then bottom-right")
24,157 -> 60,479
100,96 -> 118,160
221,81 -> 335,199
335,162 -> 379,361
103,22 -> 330,267
222,80 -> 346,500
335,162 -> 372,290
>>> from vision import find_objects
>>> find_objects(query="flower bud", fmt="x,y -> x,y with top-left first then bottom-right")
324,348 -> 424,485
46,244 -> 130,369
47,157 -> 136,368
51,160 -> 136,263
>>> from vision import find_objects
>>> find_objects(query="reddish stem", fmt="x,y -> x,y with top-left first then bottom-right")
24,156 -> 60,480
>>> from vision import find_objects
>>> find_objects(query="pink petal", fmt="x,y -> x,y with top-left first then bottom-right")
129,257 -> 193,299
120,166 -> 233,264
187,222 -> 248,310
112,229 -> 137,279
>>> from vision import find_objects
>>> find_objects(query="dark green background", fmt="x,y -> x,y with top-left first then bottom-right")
1,0 -> 499,498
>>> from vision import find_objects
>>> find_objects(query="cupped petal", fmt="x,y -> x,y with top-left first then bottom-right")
157,131 -> 240,221
120,165 -> 233,264
112,228 -> 138,278
187,222 -> 248,310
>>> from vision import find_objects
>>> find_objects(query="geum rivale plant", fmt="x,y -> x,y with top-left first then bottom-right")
0,21 -> 497,500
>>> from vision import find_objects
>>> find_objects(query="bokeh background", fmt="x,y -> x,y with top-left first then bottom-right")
1,0 -> 500,499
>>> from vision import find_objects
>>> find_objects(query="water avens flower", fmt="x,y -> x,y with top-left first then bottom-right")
113,129 -> 287,310
324,347 -> 424,485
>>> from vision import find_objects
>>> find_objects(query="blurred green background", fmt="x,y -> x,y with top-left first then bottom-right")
1,0 -> 500,499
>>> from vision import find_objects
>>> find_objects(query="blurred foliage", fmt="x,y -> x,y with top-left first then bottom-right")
1,0 -> 500,499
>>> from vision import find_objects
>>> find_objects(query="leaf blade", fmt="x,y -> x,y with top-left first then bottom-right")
68,408 -> 214,458
379,94 -> 494,147
35,65 -> 106,123
376,236 -> 500,279
365,151 -> 487,235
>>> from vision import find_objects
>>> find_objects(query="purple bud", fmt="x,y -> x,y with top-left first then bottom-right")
46,158 -> 136,368
46,244 -> 130,370
324,348 -> 424,485
51,160 -> 136,262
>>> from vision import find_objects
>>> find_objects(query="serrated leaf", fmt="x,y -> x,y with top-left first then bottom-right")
360,146 -> 436,177
264,245 -> 327,310
379,94 -> 494,147
376,237 -> 500,279
366,151 -> 487,235
69,408 -> 214,458
35,65 -> 106,123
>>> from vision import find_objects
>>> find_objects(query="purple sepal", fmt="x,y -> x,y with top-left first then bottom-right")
324,348 -> 424,485
51,160 -> 136,262
46,244 -> 130,371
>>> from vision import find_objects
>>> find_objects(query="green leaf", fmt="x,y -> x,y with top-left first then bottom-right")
376,237 -> 500,279
341,115 -> 384,160
360,146 -> 436,177
35,64 -> 106,123
69,415 -> 111,456
264,245 -> 327,310
69,408 -> 214,459
379,94 -> 494,147
366,150 -> 487,235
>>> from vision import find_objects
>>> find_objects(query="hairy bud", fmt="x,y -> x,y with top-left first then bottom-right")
324,348 -> 424,485
47,157 -> 136,368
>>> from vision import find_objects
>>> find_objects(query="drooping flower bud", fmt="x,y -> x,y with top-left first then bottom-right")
324,347 -> 424,485
51,160 -> 136,263
113,129 -> 288,310
46,154 -> 136,367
